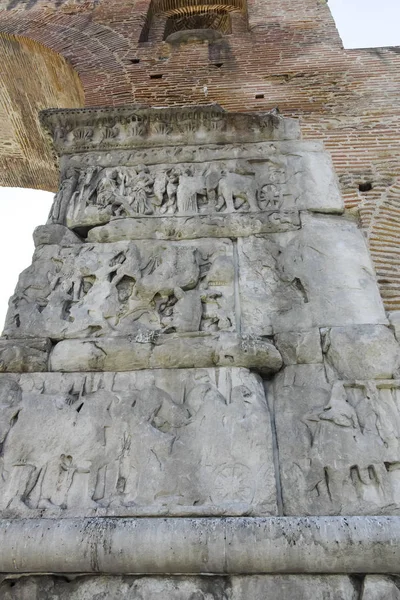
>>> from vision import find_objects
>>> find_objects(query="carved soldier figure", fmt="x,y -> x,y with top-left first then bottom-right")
48,167 -> 80,224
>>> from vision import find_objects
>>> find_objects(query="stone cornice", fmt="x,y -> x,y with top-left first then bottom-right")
39,105 -> 300,156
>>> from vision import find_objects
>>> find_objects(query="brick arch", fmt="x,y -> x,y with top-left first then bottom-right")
358,177 -> 400,312
0,33 -> 84,190
0,11 -> 135,106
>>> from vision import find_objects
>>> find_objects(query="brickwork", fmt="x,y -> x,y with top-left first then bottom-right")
0,33 -> 84,190
0,0 -> 399,308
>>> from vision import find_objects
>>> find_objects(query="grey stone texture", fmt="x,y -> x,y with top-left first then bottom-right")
33,223 -> 82,247
362,576 -> 400,599
322,324 -> 400,379
1,105 -> 400,588
87,210 -> 301,242
0,338 -> 51,372
54,150 -> 341,230
0,369 -> 277,517
0,574 -> 360,599
48,333 -> 282,373
238,214 -> 387,335
4,239 -> 236,340
1,516 -> 400,574
274,329 -> 323,365
272,366 -> 400,515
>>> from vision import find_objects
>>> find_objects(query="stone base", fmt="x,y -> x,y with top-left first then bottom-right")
0,574 -> 367,600
1,517 -> 400,574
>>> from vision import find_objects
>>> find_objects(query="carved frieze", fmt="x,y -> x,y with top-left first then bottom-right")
50,151 -> 342,229
3,240 -> 234,340
0,574 -> 360,599
85,211 -> 301,242
50,160 -> 293,228
274,368 -> 400,515
0,368 -> 277,517
40,106 -> 300,155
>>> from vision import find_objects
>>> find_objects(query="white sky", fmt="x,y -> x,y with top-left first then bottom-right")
0,0 -> 399,330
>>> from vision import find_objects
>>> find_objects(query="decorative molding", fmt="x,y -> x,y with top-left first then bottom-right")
40,105 -> 300,156
1,516 -> 400,574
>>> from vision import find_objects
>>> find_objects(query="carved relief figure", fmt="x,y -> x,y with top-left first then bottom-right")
176,169 -> 206,214
4,240 -> 234,339
54,158 -> 294,228
216,171 -> 259,212
125,166 -> 154,215
48,167 -> 80,224
299,382 -> 399,511
0,370 -> 274,515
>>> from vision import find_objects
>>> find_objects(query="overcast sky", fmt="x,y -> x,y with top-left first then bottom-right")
0,0 -> 399,330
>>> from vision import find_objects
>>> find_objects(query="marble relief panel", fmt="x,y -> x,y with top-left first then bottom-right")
3,239 -> 235,340
51,158 -> 299,228
0,368 -> 276,517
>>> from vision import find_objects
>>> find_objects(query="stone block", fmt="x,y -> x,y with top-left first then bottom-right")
49,333 -> 282,374
0,574 -> 358,599
362,576 -> 400,600
33,224 -> 82,247
322,325 -> 400,380
388,311 -> 400,343
87,211 -> 301,242
238,214 -> 387,335
0,338 -> 51,372
4,239 -> 235,341
274,329 -> 322,364
0,369 -> 277,517
48,137 -> 342,230
273,366 -> 400,515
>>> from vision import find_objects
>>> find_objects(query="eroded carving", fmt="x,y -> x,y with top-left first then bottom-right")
238,215 -> 387,335
49,159 -> 298,228
0,369 -> 276,517
40,106 -> 297,155
4,240 -> 235,340
275,369 -> 400,515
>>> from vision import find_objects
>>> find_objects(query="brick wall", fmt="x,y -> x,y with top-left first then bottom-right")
0,0 -> 400,309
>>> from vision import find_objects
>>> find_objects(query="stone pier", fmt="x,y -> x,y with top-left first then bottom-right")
1,106 -> 400,599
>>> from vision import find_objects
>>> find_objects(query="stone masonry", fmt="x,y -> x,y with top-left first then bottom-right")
1,106 -> 400,598
1,0 -> 400,314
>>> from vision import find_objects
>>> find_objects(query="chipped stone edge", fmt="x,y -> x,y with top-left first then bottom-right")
1,516 -> 400,574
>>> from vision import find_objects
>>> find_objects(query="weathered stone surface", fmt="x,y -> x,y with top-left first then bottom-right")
1,104 -> 396,589
0,574 -> 359,599
49,333 -> 282,374
1,516 -> 400,575
0,369 -> 277,517
41,107 -> 300,156
87,211 -> 301,242
0,338 -> 51,372
4,239 -> 235,340
51,145 -> 342,229
322,325 -> 400,380
233,575 -> 358,599
65,140 -> 330,171
362,576 -> 400,600
273,365 -> 400,515
388,311 -> 400,343
57,150 -> 341,229
239,214 -> 387,334
33,224 -> 82,247
274,329 -> 322,364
